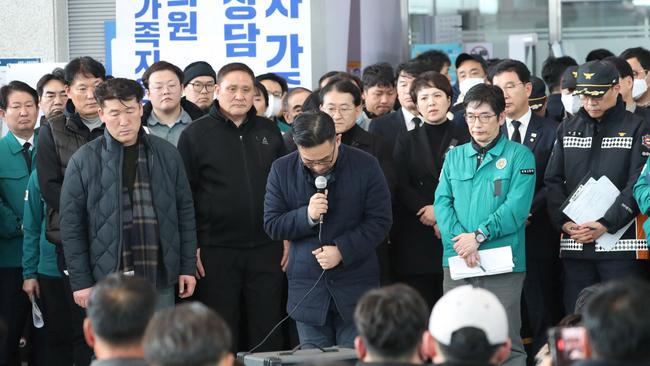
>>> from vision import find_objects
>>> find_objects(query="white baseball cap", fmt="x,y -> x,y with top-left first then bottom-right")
429,285 -> 508,346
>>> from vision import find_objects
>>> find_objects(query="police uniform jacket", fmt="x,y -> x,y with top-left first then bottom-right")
545,97 -> 650,260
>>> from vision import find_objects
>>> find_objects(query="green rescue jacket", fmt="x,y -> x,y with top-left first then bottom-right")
0,132 -> 36,268
435,134 -> 536,272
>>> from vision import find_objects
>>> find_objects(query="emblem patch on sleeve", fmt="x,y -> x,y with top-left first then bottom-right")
643,135 -> 650,149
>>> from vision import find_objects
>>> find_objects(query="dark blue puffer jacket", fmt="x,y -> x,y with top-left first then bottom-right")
60,128 -> 196,291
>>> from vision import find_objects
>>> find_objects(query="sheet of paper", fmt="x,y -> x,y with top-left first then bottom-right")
562,176 -> 633,251
31,297 -> 43,328
563,176 -> 619,224
597,220 -> 634,251
449,246 -> 514,280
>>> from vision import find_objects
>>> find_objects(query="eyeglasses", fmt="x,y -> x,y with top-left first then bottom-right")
301,145 -> 336,167
324,105 -> 355,115
465,113 -> 496,124
188,82 -> 216,93
150,83 -> 180,93
501,82 -> 524,94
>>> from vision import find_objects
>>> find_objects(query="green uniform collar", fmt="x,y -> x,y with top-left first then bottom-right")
465,133 -> 506,158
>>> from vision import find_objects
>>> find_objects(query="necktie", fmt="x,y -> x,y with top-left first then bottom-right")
511,120 -> 522,144
22,142 -> 32,172
412,117 -> 422,129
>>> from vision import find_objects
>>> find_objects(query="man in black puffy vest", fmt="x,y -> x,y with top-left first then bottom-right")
36,56 -> 107,366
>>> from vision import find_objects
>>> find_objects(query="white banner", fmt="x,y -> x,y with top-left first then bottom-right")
112,0 -> 312,88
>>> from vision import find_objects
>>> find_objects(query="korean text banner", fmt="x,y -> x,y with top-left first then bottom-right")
112,0 -> 312,88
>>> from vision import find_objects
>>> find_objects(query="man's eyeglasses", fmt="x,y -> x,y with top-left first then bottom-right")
465,113 -> 496,124
324,105 -> 355,115
187,82 -> 216,93
301,145 -> 336,167
500,82 -> 524,94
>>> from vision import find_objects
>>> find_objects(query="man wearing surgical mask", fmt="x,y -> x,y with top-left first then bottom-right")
256,73 -> 289,132
621,47 -> 650,108
604,56 -> 650,123
560,66 -> 580,119
450,53 -> 489,126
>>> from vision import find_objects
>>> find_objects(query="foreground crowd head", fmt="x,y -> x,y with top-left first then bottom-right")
84,274 -> 156,357
429,285 -> 511,365
354,284 -> 430,363
144,302 -> 234,366
582,279 -> 650,363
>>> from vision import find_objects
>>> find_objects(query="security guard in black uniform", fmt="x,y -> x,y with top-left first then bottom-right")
544,60 -> 650,313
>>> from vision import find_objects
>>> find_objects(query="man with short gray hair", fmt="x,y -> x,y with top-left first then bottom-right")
83,274 -> 155,366
144,302 -> 234,366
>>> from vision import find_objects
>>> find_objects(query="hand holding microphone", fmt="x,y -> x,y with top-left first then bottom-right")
308,176 -> 328,224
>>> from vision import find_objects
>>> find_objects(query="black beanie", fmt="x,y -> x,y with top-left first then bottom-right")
183,61 -> 216,85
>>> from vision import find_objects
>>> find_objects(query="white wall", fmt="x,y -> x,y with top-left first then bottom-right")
0,0 -> 68,62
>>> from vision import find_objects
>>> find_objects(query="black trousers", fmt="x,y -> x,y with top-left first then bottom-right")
196,244 -> 285,352
56,253 -> 93,366
0,268 -> 31,366
563,257 -> 646,313
38,275 -> 73,366
394,273 -> 444,311
521,258 -> 564,357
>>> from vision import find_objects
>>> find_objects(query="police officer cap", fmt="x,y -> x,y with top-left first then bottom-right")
528,76 -> 547,111
183,61 -> 216,86
574,60 -> 619,97
455,53 -> 488,72
561,66 -> 578,90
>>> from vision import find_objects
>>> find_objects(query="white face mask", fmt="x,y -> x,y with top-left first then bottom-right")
264,94 -> 282,118
632,79 -> 648,100
561,93 -> 581,115
459,78 -> 485,95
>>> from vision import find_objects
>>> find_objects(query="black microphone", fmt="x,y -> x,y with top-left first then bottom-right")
315,176 -> 327,224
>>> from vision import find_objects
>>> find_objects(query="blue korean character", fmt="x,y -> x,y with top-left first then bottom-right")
224,23 -> 260,42
226,43 -> 256,57
225,6 -> 256,20
266,0 -> 302,18
135,49 -> 160,74
169,11 -> 197,41
135,22 -> 161,47
136,0 -> 161,19
266,34 -> 303,68
274,72 -> 301,86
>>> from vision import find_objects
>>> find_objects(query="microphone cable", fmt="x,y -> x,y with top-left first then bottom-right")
247,222 -> 327,354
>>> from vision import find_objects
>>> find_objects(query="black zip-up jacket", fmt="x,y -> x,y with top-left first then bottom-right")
177,101 -> 285,248
544,97 -> 650,259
